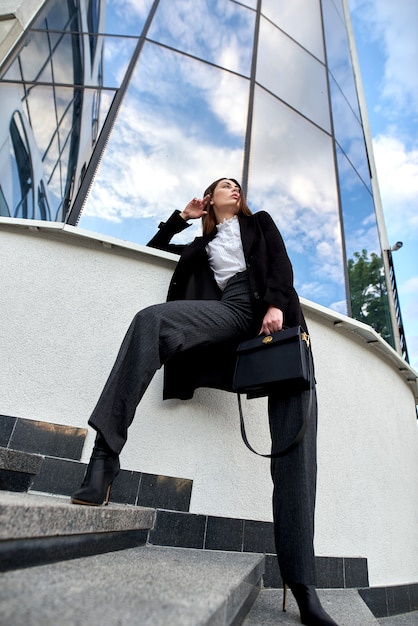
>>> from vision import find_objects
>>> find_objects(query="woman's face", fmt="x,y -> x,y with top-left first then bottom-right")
211,179 -> 241,216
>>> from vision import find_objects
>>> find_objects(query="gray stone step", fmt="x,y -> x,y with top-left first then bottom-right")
243,587 -> 379,625
0,446 -> 43,492
379,613 -> 418,625
0,545 -> 264,625
0,490 -> 155,571
0,447 -> 43,476
243,588 -> 418,626
0,490 -> 155,540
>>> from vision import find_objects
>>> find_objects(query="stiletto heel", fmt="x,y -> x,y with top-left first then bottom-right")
285,582 -> 339,626
71,433 -> 120,506
282,582 -> 288,612
104,483 -> 112,506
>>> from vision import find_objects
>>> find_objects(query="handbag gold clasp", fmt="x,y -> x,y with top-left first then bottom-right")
262,335 -> 273,344
301,332 -> 310,348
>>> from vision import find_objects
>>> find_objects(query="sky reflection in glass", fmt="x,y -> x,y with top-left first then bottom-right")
147,0 -> 255,76
261,0 -> 324,61
79,42 -> 249,243
247,87 -> 346,312
322,0 -> 360,119
329,76 -> 372,190
103,0 -> 154,37
257,16 -> 330,131
336,146 -> 380,262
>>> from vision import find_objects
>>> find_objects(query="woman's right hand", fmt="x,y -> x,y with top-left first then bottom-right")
180,194 -> 211,221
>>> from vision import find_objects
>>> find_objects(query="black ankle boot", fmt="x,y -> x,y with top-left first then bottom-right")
71,434 -> 120,506
284,583 -> 339,626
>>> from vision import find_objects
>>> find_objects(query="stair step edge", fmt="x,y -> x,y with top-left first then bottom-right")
0,491 -> 155,540
0,446 -> 44,474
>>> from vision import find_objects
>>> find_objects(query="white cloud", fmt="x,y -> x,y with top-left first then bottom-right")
329,300 -> 348,315
396,275 -> 418,370
372,134 -> 418,237
350,0 -> 418,114
400,277 -> 418,324
372,3 -> 418,112
118,0 -> 154,20
400,279 -> 418,371
406,338 -> 418,372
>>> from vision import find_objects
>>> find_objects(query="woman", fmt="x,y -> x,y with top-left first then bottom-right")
71,178 -> 338,626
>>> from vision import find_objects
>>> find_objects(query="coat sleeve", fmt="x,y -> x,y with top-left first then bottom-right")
257,211 -> 295,312
147,210 -> 191,255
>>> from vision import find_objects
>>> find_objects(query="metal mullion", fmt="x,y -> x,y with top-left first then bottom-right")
241,0 -> 261,197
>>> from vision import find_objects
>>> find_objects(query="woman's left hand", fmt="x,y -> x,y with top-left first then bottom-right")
259,305 -> 283,335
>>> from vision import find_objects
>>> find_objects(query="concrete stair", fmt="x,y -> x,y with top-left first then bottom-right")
242,590 -> 418,625
0,446 -> 43,492
244,587 -> 380,625
0,490 -> 264,625
0,490 -> 155,571
0,543 -> 263,625
0,489 -> 399,626
1,416 -> 417,625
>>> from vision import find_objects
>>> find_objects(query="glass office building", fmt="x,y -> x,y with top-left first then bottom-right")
0,0 -> 399,350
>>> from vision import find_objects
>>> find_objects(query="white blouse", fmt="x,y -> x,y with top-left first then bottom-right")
206,215 -> 247,290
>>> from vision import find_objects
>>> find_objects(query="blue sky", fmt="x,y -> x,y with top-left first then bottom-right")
349,0 -> 418,371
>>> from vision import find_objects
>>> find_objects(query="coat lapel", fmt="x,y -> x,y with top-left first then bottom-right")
239,214 -> 257,259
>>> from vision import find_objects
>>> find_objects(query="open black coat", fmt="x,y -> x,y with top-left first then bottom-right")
147,210 -> 307,400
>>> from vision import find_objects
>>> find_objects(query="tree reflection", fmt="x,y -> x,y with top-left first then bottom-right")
348,249 -> 394,346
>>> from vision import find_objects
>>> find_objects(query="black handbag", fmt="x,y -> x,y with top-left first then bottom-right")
233,326 -> 314,458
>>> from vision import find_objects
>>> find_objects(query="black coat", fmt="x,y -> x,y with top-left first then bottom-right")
147,210 -> 307,400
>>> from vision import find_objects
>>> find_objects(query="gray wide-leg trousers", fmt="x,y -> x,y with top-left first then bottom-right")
89,272 -> 254,453
269,387 -> 318,585
88,272 -> 317,585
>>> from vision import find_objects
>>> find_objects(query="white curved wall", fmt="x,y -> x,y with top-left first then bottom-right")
1,220 -> 418,588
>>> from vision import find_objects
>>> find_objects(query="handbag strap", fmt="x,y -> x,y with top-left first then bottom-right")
237,350 -> 314,459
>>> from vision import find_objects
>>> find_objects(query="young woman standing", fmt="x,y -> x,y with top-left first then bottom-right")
71,178 -> 338,626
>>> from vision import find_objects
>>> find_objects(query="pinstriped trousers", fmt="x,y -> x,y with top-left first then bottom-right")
88,271 -> 317,585
269,388 -> 317,585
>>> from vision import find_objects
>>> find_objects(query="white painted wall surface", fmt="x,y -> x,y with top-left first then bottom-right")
1,221 -> 418,588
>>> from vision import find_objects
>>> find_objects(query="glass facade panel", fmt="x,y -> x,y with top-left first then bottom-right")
9,111 -> 35,219
257,17 -> 330,132
329,75 -> 371,190
147,0 -> 255,76
88,36 -> 138,89
238,0 -> 257,9
3,32 -> 136,90
321,0 -> 360,118
25,86 -> 58,158
35,0 -> 78,31
103,0 -> 154,37
17,32 -> 55,83
337,147 -> 394,346
330,0 -> 345,21
79,42 -> 249,243
261,0 -> 324,61
248,86 -> 346,311
0,0 -> 113,222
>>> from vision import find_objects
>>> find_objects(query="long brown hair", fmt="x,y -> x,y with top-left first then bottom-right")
202,178 -> 252,235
